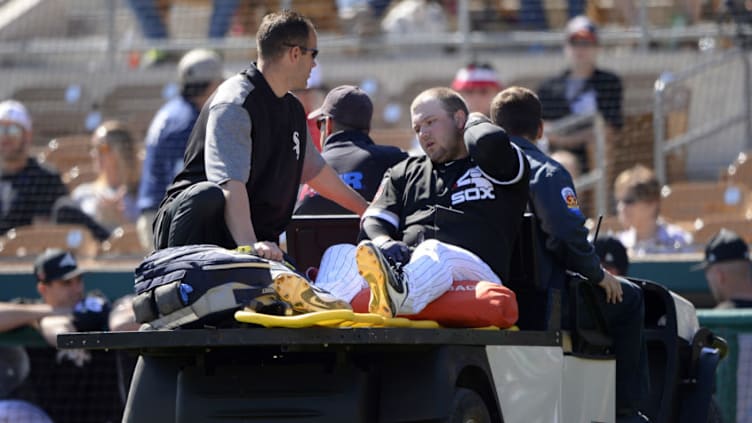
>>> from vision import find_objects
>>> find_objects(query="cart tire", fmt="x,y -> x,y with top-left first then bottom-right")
443,387 -> 491,423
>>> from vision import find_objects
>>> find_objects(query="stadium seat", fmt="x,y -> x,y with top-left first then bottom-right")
692,214 -> 752,244
0,223 -> 98,259
12,84 -> 93,146
99,224 -> 147,258
660,181 -> 751,222
101,83 -> 169,141
37,135 -> 91,173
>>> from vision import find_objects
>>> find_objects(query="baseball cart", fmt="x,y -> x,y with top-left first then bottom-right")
58,215 -> 727,423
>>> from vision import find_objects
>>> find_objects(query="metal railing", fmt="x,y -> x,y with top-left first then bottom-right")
653,47 -> 752,185
0,0 -> 733,69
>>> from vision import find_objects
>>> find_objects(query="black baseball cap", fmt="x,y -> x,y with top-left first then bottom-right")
33,249 -> 84,283
691,228 -> 750,271
594,236 -> 629,276
307,85 -> 373,130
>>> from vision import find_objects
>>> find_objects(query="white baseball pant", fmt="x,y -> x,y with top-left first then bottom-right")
315,239 -> 501,315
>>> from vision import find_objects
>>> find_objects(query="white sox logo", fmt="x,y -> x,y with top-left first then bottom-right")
292,131 -> 300,160
451,167 -> 495,205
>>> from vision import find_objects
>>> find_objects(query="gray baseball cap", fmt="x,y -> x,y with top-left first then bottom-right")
307,85 -> 373,130
177,49 -> 223,86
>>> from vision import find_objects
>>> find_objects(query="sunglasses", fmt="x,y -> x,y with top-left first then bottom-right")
315,117 -> 327,131
283,43 -> 319,60
0,123 -> 24,138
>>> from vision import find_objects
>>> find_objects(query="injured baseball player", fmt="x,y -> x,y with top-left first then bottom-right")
314,87 -> 530,317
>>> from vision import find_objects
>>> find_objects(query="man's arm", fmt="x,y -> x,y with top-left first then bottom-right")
464,115 -> 527,184
0,302 -> 67,333
529,160 -> 604,283
306,164 -> 368,216
37,315 -> 76,347
221,180 -> 283,260
301,137 -> 368,216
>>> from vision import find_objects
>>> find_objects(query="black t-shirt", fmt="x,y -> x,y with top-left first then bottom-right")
0,158 -> 68,235
167,64 -> 308,242
295,130 -> 407,215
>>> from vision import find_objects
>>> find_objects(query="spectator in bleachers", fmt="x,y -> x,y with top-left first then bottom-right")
136,49 -> 224,251
0,100 -> 68,235
594,235 -> 630,276
292,65 -> 327,151
0,347 -> 53,423
0,100 -> 112,241
613,164 -> 694,256
18,249 -> 125,423
451,62 -> 502,117
127,0 -> 240,65
72,121 -> 140,232
295,85 -> 407,215
537,15 -> 623,175
693,228 -> 752,308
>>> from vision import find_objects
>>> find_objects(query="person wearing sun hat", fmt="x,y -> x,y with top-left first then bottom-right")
692,228 -> 752,309
537,15 -> 623,176
451,62 -> 502,116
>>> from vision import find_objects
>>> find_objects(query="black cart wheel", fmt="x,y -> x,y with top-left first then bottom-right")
442,387 -> 492,423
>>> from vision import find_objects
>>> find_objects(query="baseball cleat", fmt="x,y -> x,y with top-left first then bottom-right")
356,241 -> 408,318
273,274 -> 351,314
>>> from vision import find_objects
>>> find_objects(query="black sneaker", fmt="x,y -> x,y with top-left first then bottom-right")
355,241 -> 409,317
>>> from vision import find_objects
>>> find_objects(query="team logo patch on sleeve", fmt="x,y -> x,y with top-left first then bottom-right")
561,187 -> 580,210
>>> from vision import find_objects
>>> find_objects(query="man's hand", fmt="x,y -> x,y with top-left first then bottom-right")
597,271 -> 624,304
377,240 -> 412,265
237,241 -> 284,262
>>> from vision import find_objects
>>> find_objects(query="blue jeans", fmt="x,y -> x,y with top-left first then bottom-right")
127,0 -> 241,39
518,0 -> 585,29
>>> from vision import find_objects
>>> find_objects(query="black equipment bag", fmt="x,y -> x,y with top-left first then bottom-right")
132,245 -> 274,329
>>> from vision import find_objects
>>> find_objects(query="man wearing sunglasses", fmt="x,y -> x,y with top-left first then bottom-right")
295,85 -> 407,215
153,11 -> 367,312
0,100 -> 112,241
0,100 -> 69,236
